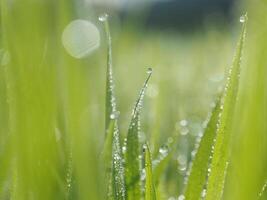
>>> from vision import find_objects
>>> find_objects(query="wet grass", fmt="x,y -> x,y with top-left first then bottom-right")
0,0 -> 266,200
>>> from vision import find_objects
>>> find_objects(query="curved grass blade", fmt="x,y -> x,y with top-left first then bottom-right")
125,69 -> 152,200
100,14 -> 126,200
205,14 -> 248,200
144,144 -> 157,200
183,98 -> 221,200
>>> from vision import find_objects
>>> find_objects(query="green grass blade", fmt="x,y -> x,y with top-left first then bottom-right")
100,14 -> 126,200
102,119 -> 115,169
102,118 -> 126,200
101,13 -> 116,135
184,98 -> 221,200
102,119 -> 115,193
144,144 -> 157,200
205,15 -> 248,200
111,120 -> 126,200
125,69 -> 152,200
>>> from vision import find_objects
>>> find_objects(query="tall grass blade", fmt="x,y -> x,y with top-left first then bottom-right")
101,13 -> 116,135
205,14 -> 248,200
100,14 -> 126,200
144,144 -> 157,200
184,98 -> 221,200
125,68 -> 152,200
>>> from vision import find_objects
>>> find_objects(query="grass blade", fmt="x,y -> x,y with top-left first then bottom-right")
144,144 -> 157,200
125,68 -> 152,200
111,120 -> 126,200
184,98 -> 221,200
102,118 -> 115,161
101,13 -> 116,135
100,14 -> 126,200
102,119 -> 115,178
205,14 -> 248,200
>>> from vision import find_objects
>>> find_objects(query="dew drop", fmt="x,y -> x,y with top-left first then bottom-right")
122,146 -> 126,154
159,145 -> 169,156
141,168 -> 146,181
62,20 -> 100,59
178,165 -> 187,172
239,15 -> 245,23
147,67 -> 153,74
98,13 -> 109,22
178,194 -> 185,200
180,119 -> 188,127
110,111 -> 120,119
201,189 -> 207,198
180,127 -> 189,136
142,144 -> 147,153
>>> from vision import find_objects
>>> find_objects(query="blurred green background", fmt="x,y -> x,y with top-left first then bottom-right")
0,0 -> 266,199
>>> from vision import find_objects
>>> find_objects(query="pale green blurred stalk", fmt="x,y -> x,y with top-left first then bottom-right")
0,0 -> 103,199
225,1 -> 267,199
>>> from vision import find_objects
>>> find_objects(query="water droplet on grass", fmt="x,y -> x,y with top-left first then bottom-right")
62,20 -> 100,59
159,145 -> 169,156
141,168 -> 146,181
239,15 -> 245,23
110,111 -> 120,119
98,13 -> 109,22
180,127 -> 189,136
178,194 -> 185,200
142,144 -> 147,153
180,119 -> 188,127
201,189 -> 207,198
147,67 -> 153,74
122,146 -> 126,153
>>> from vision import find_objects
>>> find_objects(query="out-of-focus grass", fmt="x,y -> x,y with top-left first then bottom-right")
0,0 -> 266,199
225,1 -> 267,200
